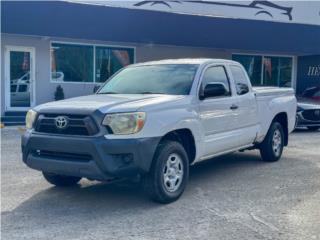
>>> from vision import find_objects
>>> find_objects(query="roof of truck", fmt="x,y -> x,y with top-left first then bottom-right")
134,58 -> 239,66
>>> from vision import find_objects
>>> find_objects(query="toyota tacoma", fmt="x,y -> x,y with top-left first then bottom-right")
22,59 -> 297,203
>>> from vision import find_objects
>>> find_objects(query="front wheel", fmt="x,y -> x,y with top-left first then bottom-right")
260,122 -> 284,162
42,172 -> 81,187
143,140 -> 189,204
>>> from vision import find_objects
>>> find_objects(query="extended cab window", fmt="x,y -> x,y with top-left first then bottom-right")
230,65 -> 250,95
201,66 -> 231,96
18,85 -> 28,92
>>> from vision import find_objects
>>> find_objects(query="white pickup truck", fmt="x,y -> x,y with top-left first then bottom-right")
22,59 -> 296,203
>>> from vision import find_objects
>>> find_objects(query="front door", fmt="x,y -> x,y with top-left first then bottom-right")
5,46 -> 35,111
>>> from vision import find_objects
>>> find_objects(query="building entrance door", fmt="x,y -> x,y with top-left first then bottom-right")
5,46 -> 35,111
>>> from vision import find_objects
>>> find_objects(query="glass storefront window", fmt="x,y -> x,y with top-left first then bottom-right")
232,54 -> 293,87
95,47 -> 134,83
51,43 -> 134,83
9,51 -> 31,107
263,56 -> 292,87
232,55 -> 262,86
51,43 -> 94,82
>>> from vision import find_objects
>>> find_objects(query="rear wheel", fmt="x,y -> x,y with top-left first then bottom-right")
42,172 -> 81,186
307,126 -> 319,131
260,122 -> 284,162
143,140 -> 189,204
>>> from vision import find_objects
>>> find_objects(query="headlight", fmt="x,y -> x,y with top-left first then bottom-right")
25,109 -> 37,129
102,112 -> 146,135
297,106 -> 304,112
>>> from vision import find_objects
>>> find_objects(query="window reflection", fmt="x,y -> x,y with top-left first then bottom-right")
95,47 -> 134,83
10,51 -> 31,107
263,57 -> 292,87
232,54 -> 292,87
51,43 -> 134,83
232,55 -> 262,85
51,43 -> 93,82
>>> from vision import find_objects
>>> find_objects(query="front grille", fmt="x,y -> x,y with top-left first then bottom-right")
302,109 -> 320,121
35,113 -> 99,136
32,150 -> 92,162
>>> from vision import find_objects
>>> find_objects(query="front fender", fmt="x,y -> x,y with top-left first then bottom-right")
105,105 -> 204,160
150,107 -> 202,144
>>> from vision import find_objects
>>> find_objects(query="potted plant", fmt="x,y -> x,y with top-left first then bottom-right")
54,85 -> 64,101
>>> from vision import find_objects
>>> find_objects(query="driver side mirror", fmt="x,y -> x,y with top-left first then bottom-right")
200,82 -> 228,100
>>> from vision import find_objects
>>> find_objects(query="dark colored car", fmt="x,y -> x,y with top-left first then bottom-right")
296,97 -> 320,131
301,86 -> 320,102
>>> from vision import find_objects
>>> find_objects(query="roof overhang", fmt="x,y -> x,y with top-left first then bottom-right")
1,1 -> 320,55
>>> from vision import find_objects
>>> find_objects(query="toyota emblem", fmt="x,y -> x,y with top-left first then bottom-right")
55,116 -> 68,129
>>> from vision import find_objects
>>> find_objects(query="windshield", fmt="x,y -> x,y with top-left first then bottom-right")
302,87 -> 320,97
97,64 -> 199,95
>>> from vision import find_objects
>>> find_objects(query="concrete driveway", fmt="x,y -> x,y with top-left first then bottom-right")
1,127 -> 320,240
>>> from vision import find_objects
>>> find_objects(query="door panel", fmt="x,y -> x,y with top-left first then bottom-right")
229,65 -> 259,146
198,65 -> 240,157
199,97 -> 239,156
234,92 -> 259,145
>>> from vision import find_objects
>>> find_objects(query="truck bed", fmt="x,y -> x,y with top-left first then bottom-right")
253,87 -> 295,97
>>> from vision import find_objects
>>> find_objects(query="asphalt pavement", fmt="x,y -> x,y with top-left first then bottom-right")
1,127 -> 320,240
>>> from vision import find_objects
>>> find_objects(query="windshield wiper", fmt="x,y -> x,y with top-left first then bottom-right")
138,92 -> 165,94
99,91 -> 166,94
98,91 -> 119,94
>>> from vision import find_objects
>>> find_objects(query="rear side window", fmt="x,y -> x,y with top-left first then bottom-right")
230,65 -> 250,95
202,66 -> 231,96
11,85 -> 17,92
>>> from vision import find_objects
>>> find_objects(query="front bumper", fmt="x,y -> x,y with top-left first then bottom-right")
22,131 -> 161,180
296,112 -> 320,128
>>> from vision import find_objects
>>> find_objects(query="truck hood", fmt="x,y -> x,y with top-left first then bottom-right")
34,94 -> 186,114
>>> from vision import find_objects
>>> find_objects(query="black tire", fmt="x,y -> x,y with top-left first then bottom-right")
307,126 -> 319,131
260,122 -> 284,162
42,172 -> 81,187
143,140 -> 189,204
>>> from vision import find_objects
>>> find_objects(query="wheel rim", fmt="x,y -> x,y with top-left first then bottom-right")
272,129 -> 282,157
163,153 -> 184,193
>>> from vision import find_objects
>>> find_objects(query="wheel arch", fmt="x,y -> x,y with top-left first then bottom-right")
272,112 -> 289,146
158,128 -> 197,164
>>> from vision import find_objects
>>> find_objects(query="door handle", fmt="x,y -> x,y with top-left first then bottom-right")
230,104 -> 238,110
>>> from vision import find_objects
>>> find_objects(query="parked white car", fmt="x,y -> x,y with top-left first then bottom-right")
51,71 -> 64,82
22,59 -> 297,203
11,72 -> 30,107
